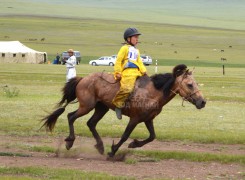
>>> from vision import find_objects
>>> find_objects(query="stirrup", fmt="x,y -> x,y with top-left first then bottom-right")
115,108 -> 122,120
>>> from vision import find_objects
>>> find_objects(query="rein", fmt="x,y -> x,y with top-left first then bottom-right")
181,90 -> 200,106
99,70 -> 119,84
171,88 -> 200,107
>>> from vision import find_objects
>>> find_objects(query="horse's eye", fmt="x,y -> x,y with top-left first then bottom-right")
187,83 -> 193,89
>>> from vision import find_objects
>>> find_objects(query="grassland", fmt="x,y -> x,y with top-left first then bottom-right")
0,64 -> 244,144
0,13 -> 245,143
1,0 -> 245,30
1,16 -> 245,68
0,63 -> 244,179
1,0 -> 245,64
0,1 -> 245,179
0,166 -> 133,180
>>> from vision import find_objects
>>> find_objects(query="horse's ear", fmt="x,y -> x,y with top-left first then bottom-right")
184,69 -> 189,77
191,67 -> 195,74
186,69 -> 192,75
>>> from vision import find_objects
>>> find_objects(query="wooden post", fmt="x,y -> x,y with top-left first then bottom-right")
155,59 -> 158,73
222,64 -> 225,75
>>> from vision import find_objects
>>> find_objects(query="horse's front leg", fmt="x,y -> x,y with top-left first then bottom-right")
128,120 -> 155,148
108,121 -> 137,157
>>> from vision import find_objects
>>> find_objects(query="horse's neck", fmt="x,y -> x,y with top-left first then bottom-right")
160,92 -> 177,107
154,80 -> 179,108
160,80 -> 180,106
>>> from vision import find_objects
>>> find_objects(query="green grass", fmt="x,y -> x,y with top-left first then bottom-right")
0,152 -> 31,157
4,143 -> 56,153
0,64 -> 244,145
0,2 -> 244,178
0,166 -> 134,180
0,1 -> 244,146
0,16 -> 245,67
131,150 -> 245,165
1,0 -> 245,30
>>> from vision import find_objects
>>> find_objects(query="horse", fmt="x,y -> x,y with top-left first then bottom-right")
41,64 -> 206,157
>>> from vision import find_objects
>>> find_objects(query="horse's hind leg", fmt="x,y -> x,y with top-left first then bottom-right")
64,110 -> 77,150
65,106 -> 92,150
128,120 -> 155,148
87,102 -> 109,155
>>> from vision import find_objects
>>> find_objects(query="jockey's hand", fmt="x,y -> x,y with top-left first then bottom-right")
115,73 -> 121,80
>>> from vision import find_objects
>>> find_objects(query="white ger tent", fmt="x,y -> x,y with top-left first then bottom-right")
0,41 -> 47,63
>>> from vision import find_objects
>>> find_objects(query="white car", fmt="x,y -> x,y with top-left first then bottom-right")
110,54 -> 152,66
111,55 -> 117,60
89,56 -> 115,66
140,55 -> 152,66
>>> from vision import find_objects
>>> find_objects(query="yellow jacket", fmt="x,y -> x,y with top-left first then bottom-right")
114,44 -> 146,77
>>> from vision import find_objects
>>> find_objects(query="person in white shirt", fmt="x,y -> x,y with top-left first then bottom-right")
65,49 -> 77,82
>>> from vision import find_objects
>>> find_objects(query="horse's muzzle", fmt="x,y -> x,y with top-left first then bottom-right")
195,98 -> 206,109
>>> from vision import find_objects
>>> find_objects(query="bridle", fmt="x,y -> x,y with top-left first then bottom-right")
171,71 -> 201,107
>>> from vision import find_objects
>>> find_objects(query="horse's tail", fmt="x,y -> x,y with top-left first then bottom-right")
57,77 -> 83,107
41,77 -> 83,132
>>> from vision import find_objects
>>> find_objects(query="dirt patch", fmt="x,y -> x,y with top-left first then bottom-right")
0,135 -> 244,179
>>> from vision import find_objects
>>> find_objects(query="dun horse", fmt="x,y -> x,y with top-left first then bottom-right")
41,64 -> 206,157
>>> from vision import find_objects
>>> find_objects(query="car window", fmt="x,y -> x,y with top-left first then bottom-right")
99,57 -> 104,60
63,52 -> 68,56
62,51 -> 81,57
75,52 -> 80,56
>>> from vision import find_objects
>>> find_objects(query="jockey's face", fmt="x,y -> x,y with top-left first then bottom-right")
68,52 -> 73,56
128,35 -> 139,46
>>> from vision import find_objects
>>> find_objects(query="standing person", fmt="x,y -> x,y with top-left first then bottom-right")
56,53 -> 60,64
112,27 -> 147,119
65,49 -> 77,82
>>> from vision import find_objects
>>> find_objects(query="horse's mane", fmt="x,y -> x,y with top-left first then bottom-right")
150,64 -> 187,97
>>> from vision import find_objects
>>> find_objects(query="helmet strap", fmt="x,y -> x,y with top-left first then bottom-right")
126,37 -> 134,46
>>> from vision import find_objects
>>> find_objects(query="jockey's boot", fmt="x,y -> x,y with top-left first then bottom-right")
115,107 -> 122,120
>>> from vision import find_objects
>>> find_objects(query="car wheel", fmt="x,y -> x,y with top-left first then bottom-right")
92,62 -> 96,66
109,62 -> 114,66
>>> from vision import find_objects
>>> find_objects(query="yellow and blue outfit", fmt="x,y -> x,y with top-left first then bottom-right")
112,44 -> 146,108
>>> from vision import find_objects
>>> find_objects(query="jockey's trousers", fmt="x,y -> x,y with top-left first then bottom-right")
112,68 -> 142,108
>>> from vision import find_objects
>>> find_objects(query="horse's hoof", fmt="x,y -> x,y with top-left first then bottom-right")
128,139 -> 139,148
107,152 -> 114,157
107,153 -> 126,162
95,144 -> 104,155
128,142 -> 135,148
65,140 -> 74,150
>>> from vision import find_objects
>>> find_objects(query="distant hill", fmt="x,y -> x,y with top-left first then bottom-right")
0,0 -> 245,30
1,0 -> 245,30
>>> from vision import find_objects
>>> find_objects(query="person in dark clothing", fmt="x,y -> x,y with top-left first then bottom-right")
56,53 -> 60,64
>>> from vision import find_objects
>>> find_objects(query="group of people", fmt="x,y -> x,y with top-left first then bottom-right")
64,27 -> 146,120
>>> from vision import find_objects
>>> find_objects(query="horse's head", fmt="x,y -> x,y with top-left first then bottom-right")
173,64 -> 206,109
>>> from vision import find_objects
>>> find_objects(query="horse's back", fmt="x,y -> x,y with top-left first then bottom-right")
75,72 -> 157,114
75,72 -> 119,106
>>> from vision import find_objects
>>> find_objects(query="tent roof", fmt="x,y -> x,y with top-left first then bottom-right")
0,41 -> 45,53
